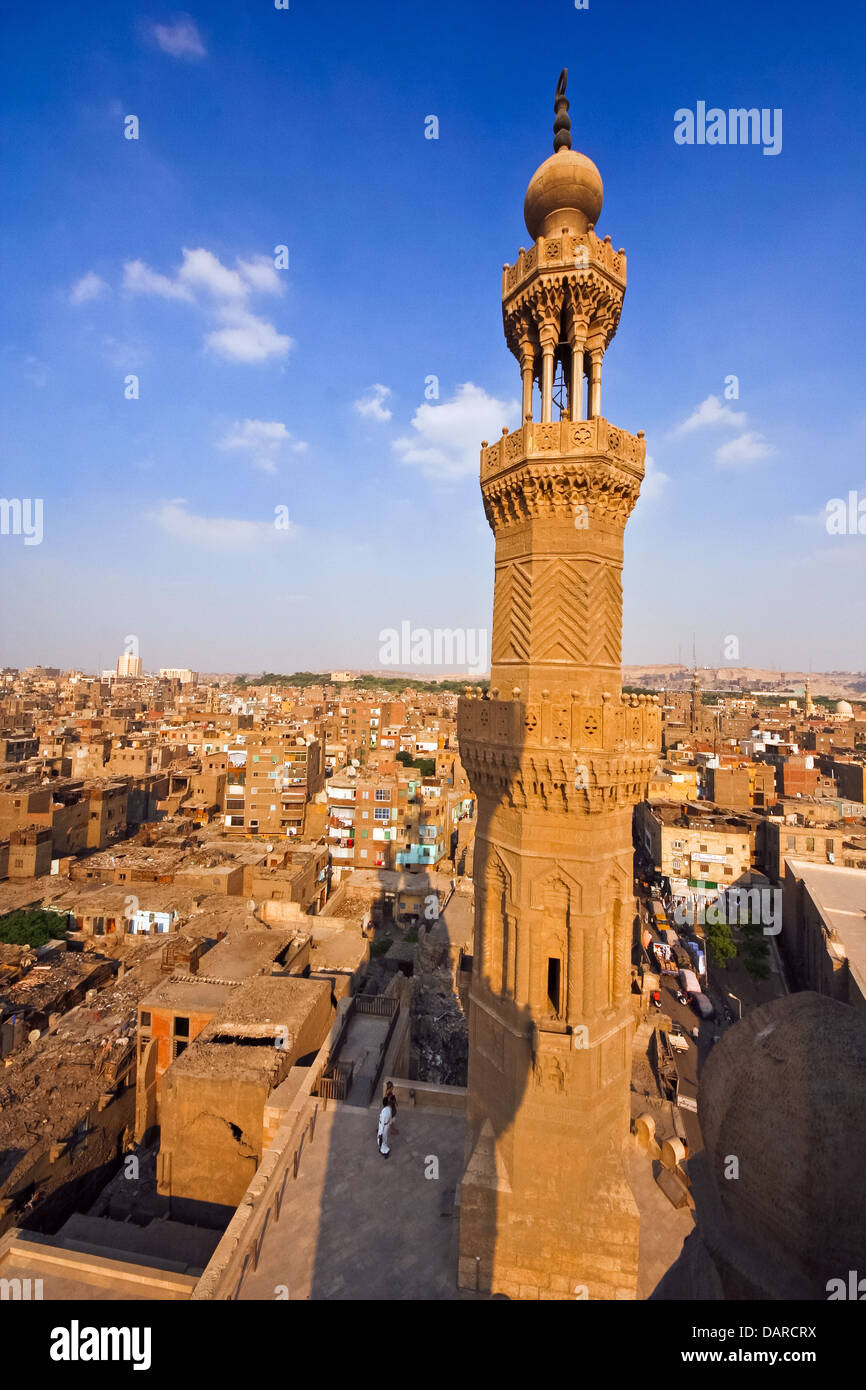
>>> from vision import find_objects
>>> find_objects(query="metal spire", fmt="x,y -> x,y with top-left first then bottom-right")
553,68 -> 572,152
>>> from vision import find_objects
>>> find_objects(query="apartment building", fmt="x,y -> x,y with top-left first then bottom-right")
224,732 -> 323,838
820,756 -> 866,804
635,799 -> 757,895
337,700 -> 405,758
705,762 -> 777,812
759,816 -> 866,882
782,859 -> 866,1007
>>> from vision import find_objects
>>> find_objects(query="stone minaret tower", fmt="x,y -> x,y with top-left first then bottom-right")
456,72 -> 660,1300
690,667 -> 702,734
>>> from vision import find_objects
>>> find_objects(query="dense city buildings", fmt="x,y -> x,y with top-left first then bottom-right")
2,14 -> 864,1338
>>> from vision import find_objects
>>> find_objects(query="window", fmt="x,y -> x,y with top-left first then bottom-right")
786,835 -> 795,849
140,1011 -> 151,1029
173,1016 -> 190,1038
173,1040 -> 188,1059
806,837 -> 815,852
374,788 -> 389,801
374,807 -> 390,821
825,839 -> 834,852
726,846 -> 734,855
547,957 -> 561,1013
361,829 -> 368,838
699,843 -> 708,853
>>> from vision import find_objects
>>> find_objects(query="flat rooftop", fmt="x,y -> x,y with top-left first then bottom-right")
785,858 -> 866,992
196,929 -> 300,981
205,974 -> 329,1035
236,1100 -> 468,1300
138,976 -> 234,1016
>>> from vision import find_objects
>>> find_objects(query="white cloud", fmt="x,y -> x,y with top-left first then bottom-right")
152,16 -> 206,60
640,453 -> 669,501
122,247 -> 291,363
178,247 -> 247,299
675,394 -> 747,433
235,256 -> 284,296
124,258 -> 194,301
393,383 -> 520,481
354,383 -> 392,422
217,419 -> 306,472
69,272 -> 108,305
151,500 -> 290,548
715,431 -> 776,468
205,308 -> 292,363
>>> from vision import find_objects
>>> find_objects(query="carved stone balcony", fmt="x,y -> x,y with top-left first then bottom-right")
481,417 -> 644,482
502,230 -> 627,302
457,692 -> 660,813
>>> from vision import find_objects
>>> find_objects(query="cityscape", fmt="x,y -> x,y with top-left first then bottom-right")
0,0 -> 863,1360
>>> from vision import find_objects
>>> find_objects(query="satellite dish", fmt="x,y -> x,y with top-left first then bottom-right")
28,1029 -> 40,1044
266,843 -> 274,853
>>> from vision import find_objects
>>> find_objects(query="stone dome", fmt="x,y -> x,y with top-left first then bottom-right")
835,699 -> 853,715
697,993 -> 866,1297
524,147 -> 604,241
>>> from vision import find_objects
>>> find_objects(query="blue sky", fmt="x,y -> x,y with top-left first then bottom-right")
1,0 -> 864,674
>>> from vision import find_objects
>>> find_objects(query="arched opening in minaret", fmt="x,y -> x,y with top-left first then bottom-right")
552,349 -> 569,419
547,956 -> 562,1014
545,342 -> 587,422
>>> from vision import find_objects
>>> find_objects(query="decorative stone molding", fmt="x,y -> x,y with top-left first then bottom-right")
457,692 -> 660,809
503,231 -> 627,297
481,416 -> 644,479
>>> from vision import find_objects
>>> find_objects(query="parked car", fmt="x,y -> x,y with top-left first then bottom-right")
692,991 -> 714,1021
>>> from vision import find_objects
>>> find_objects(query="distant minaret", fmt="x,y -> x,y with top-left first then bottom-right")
456,71 -> 659,1301
804,676 -> 814,717
690,667 -> 702,734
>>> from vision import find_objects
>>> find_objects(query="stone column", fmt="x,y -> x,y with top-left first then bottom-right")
519,338 -> 535,423
539,329 -> 557,423
569,332 -> 586,421
588,348 -> 603,418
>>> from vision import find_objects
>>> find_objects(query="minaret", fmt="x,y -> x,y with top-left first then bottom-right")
804,677 -> 814,717
690,667 -> 702,734
456,72 -> 660,1300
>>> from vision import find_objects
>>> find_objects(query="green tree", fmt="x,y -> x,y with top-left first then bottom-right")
0,908 -> 66,947
704,917 -> 737,970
